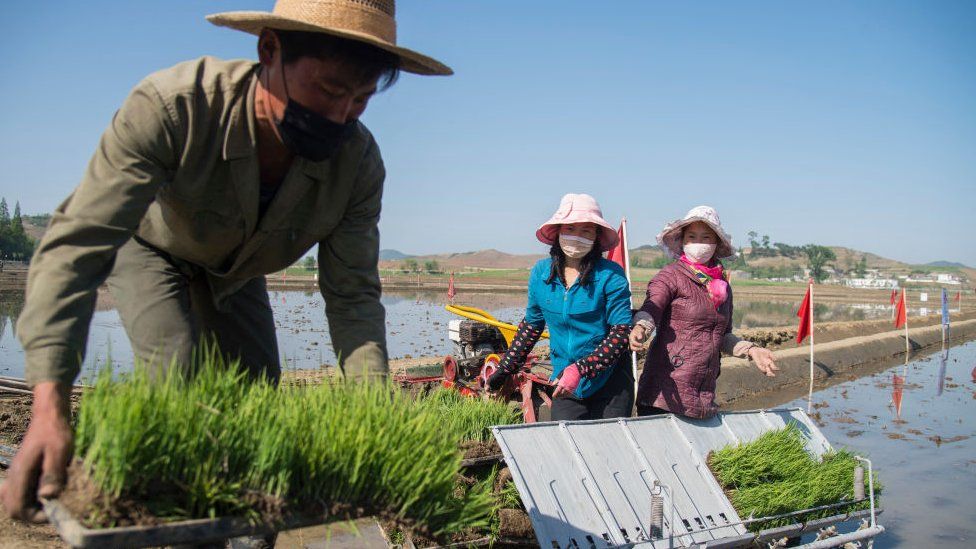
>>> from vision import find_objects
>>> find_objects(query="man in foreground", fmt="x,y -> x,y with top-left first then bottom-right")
2,0 -> 451,522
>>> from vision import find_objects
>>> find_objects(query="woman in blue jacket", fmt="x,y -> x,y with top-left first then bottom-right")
487,193 -> 634,420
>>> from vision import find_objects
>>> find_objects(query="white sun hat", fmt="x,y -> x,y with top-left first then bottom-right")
656,205 -> 735,259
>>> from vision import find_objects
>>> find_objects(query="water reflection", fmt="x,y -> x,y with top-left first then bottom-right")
790,341 -> 976,548
732,300 -> 889,329
0,292 -> 24,341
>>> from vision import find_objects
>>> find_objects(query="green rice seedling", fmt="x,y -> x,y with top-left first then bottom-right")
708,424 -> 881,531
498,480 -> 522,511
73,349 -> 493,537
708,423 -> 813,489
416,387 -> 522,442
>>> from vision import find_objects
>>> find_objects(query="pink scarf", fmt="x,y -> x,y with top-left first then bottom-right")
679,255 -> 729,310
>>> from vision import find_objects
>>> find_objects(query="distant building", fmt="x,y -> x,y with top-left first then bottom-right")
845,277 -> 898,289
902,272 -> 964,285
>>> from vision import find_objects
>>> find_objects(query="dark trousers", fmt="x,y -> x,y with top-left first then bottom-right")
550,358 -> 635,421
635,403 -> 671,416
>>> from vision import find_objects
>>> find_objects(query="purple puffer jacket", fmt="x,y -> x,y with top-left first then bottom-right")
635,262 -> 733,419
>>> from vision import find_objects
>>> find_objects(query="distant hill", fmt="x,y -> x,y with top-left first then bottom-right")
743,246 -> 905,271
380,249 -> 544,270
926,260 -> 969,269
21,216 -> 49,242
379,249 -> 411,261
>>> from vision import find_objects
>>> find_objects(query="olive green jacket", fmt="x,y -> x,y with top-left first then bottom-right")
19,57 -> 388,386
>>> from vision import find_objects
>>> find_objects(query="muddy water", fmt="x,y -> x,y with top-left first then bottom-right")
0,290 -> 899,379
0,290 -> 527,379
778,341 -> 976,547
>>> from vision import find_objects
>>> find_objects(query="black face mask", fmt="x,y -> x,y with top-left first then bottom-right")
273,63 -> 354,162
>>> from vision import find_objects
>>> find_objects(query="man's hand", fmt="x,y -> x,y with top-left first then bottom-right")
748,347 -> 779,377
629,324 -> 651,352
0,382 -> 73,522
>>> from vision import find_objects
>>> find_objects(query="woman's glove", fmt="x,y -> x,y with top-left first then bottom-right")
552,365 -> 581,398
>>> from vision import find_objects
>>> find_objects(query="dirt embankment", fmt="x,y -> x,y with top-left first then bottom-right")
738,310 -> 976,350
718,318 -> 976,410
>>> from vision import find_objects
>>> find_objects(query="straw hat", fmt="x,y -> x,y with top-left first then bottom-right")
207,0 -> 452,76
536,193 -> 619,252
657,205 -> 734,259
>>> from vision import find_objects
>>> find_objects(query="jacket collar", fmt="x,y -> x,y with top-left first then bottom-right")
222,64 -> 259,161
674,260 -> 706,286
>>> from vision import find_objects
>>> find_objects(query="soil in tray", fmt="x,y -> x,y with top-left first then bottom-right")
460,439 -> 502,460
57,466 -> 430,535
400,464 -> 533,548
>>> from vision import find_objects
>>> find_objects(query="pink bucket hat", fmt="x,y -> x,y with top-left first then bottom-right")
657,205 -> 735,259
536,193 -> 619,251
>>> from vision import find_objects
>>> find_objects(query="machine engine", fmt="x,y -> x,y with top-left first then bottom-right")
448,319 -> 507,360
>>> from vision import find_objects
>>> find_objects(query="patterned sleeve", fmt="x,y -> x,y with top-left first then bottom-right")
498,319 -> 545,375
575,324 -> 631,379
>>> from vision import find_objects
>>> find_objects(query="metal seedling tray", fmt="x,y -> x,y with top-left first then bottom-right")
42,498 -> 387,548
492,408 -> 884,548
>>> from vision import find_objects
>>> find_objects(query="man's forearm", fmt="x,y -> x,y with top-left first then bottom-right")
32,382 -> 71,420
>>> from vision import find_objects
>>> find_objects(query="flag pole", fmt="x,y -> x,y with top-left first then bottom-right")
807,278 -> 815,413
904,289 -> 910,357
621,218 -> 639,396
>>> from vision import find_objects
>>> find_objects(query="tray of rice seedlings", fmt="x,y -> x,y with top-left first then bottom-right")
707,422 -> 881,532
382,389 -> 530,547
45,350 -> 495,548
388,465 -> 534,548
415,387 -> 521,467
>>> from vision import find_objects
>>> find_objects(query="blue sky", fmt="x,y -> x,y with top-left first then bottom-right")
1,1 -> 974,265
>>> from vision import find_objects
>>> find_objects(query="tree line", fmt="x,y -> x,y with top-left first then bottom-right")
400,258 -> 441,273
0,198 -> 35,262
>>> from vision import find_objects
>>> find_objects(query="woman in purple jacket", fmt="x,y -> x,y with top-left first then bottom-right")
629,206 -> 779,418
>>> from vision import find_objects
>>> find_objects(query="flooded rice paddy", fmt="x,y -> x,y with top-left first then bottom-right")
1,287 -> 973,547
782,341 -> 976,548
1,289 -> 895,379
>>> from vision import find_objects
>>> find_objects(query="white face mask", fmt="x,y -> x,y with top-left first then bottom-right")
683,242 -> 716,264
559,234 -> 594,259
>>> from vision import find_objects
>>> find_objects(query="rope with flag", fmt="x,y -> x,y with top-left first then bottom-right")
894,288 -> 908,356
605,218 -> 637,393
796,279 -> 814,412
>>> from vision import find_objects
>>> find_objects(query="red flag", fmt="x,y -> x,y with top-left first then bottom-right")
894,289 -> 907,328
796,282 -> 812,344
605,222 -> 627,270
891,373 -> 904,418
890,289 -> 897,305
957,291 -> 962,303
447,272 -> 456,301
